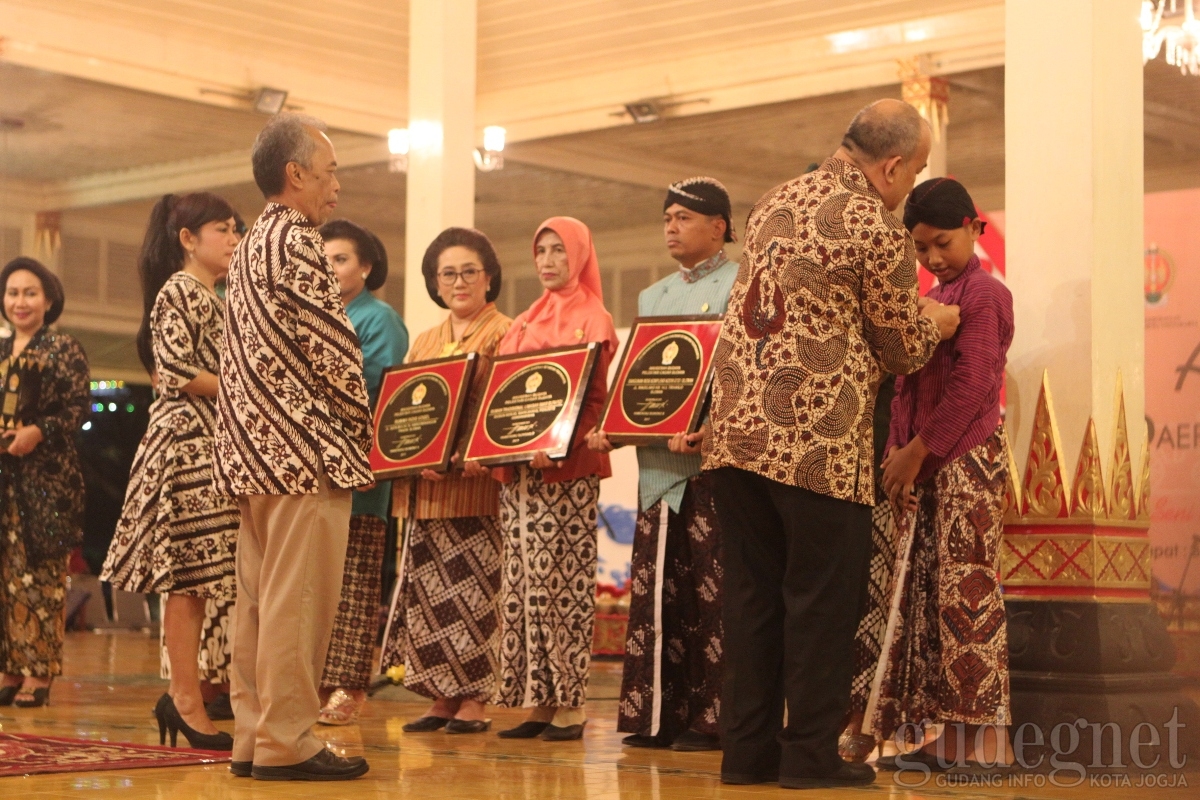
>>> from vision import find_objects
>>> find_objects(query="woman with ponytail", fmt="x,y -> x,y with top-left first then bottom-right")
101,192 -> 240,750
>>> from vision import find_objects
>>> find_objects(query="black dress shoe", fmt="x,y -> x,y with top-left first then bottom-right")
622,733 -> 670,749
0,685 -> 19,706
205,693 -> 234,721
670,730 -> 720,752
540,722 -> 586,741
251,748 -> 369,781
402,715 -> 451,733
445,718 -> 491,734
780,762 -> 876,789
230,761 -> 252,778
720,771 -> 777,785
497,721 -> 550,739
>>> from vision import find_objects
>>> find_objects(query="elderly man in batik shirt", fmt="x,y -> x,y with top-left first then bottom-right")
703,99 -> 961,789
590,177 -> 738,753
214,113 -> 374,782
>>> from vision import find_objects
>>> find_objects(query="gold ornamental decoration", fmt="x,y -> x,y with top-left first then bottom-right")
1020,371 -> 1070,520
1070,418 -> 1108,521
898,57 -> 949,142
1001,370 -> 1152,602
1108,374 -> 1136,521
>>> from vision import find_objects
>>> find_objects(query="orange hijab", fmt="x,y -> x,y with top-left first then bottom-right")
498,216 -> 618,355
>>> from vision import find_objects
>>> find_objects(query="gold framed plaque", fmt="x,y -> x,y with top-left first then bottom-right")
463,343 -> 600,467
369,353 -> 477,479
600,314 -> 723,445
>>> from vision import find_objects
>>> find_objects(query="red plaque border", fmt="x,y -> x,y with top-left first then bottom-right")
600,314 -> 723,445
464,343 -> 600,467
369,353 -> 477,479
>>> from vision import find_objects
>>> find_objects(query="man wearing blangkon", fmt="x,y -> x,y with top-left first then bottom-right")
214,113 -> 374,781
704,99 -> 961,789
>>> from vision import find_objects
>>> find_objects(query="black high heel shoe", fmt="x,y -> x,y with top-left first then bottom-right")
155,693 -> 233,751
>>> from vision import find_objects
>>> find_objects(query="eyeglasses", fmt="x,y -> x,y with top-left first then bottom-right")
437,267 -> 484,286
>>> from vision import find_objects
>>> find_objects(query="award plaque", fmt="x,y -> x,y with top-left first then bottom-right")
369,353 -> 477,479
600,314 -> 724,444
464,343 -> 600,466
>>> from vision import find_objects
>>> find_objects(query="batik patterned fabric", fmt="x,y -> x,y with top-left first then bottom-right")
321,515 -> 387,691
214,202 -> 373,496
867,427 -> 1011,739
849,484 -> 897,714
102,272 -> 238,599
618,474 -> 722,740
159,596 -> 233,683
380,515 -> 502,701
494,468 -> 599,709
0,497 -> 66,677
703,158 -> 941,505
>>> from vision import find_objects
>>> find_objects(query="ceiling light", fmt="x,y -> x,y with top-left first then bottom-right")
623,101 -> 661,124
387,128 -> 409,173
475,126 -> 506,171
253,87 -> 289,115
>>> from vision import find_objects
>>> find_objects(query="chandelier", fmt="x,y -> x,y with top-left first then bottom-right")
1142,0 -> 1200,75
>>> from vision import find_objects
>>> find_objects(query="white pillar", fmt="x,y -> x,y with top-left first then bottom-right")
404,0 -> 477,337
1004,0 -> 1144,474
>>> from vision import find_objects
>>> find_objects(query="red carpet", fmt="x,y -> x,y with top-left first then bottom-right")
0,732 -> 229,776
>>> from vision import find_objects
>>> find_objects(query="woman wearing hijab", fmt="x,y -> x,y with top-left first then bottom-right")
489,217 -> 617,742
379,227 -> 511,735
866,178 -> 1015,769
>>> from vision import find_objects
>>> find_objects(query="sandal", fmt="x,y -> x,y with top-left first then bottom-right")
317,688 -> 364,726
14,683 -> 52,708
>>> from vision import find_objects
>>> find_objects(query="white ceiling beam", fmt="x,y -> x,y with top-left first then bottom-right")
506,142 -> 765,206
480,5 -> 1005,142
31,138 -> 390,210
3,1 -> 1004,147
0,1 -> 405,136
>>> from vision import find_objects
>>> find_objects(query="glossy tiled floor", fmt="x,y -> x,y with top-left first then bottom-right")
1,632 -> 1194,798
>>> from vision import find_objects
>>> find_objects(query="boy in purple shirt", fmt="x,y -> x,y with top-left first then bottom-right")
867,178 -> 1015,770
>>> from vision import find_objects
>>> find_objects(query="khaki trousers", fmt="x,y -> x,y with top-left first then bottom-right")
230,478 -> 352,766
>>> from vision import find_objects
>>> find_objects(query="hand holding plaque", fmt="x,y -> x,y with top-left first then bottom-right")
463,343 -> 600,467
369,353 -> 477,479
599,315 -> 723,445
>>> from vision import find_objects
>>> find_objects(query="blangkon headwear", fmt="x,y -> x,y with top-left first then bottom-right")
664,176 -> 736,243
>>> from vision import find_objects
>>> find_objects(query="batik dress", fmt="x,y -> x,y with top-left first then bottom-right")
493,345 -> 613,711
0,328 -> 89,677
618,251 -> 736,742
102,271 -> 238,600
865,258 -> 1016,739
320,289 -> 408,692
379,303 -> 510,701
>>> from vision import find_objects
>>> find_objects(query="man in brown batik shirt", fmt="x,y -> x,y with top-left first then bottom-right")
703,99 -> 960,789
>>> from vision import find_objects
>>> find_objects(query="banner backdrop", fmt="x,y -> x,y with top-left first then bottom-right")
1144,189 -> 1200,596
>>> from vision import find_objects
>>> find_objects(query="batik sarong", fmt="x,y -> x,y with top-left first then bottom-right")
321,514 -> 388,691
866,426 -> 1011,739
379,515 -> 502,701
849,485 -> 897,715
495,467 -> 599,709
618,473 -> 722,740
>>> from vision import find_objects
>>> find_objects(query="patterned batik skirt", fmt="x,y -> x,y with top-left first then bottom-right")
866,427 -> 1011,741
494,467 -> 600,710
320,514 -> 387,692
848,483 -> 898,718
0,491 -> 67,677
159,596 -> 234,684
379,515 -> 502,701
618,473 -> 723,740
101,401 -> 238,600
